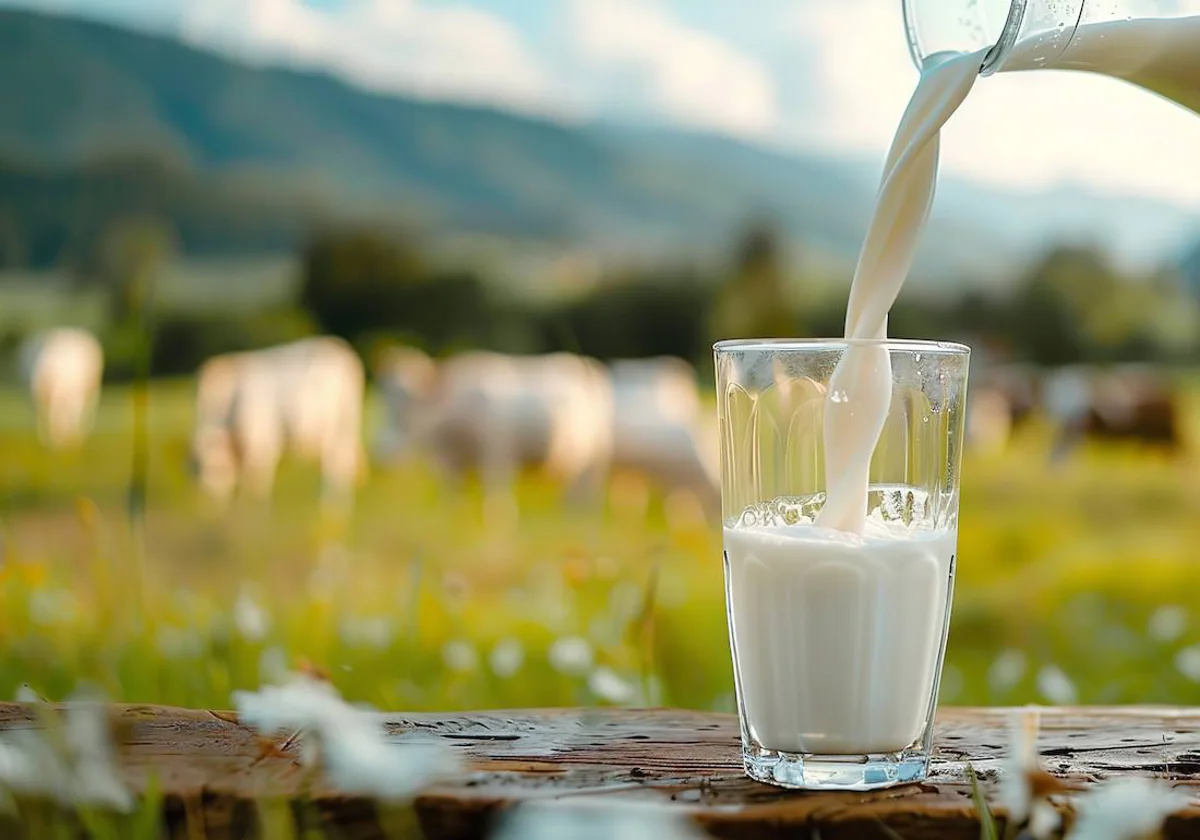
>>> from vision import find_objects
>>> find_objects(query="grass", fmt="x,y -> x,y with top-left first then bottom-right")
2,380 -> 1200,715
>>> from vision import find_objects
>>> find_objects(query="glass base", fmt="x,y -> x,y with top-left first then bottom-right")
743,745 -> 930,791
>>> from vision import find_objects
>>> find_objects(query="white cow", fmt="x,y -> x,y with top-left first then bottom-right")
608,357 -> 720,518
19,328 -> 105,450
965,387 -> 1015,455
191,337 -> 366,509
375,348 -> 614,518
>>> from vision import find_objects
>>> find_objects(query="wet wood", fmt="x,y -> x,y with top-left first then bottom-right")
2,703 -> 1200,839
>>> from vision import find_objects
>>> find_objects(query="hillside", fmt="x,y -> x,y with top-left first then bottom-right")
0,8 -> 1193,286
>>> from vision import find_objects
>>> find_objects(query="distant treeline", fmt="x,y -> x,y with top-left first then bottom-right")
140,223 -> 1196,380
2,211 -> 1195,382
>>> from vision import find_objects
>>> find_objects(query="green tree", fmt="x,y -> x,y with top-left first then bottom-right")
1010,244 -> 1153,364
298,227 -> 426,340
710,219 -> 797,342
98,217 -> 175,324
550,268 -> 716,363
299,226 -> 494,351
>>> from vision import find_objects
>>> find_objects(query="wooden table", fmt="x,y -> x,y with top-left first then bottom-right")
2,703 -> 1200,839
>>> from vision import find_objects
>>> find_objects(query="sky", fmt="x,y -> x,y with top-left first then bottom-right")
8,0 -> 1200,208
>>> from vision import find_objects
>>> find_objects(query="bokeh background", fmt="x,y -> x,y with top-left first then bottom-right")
1,0 -> 1200,714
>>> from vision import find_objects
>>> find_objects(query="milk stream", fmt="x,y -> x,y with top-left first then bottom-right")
819,15 -> 1200,535
726,15 -> 1200,757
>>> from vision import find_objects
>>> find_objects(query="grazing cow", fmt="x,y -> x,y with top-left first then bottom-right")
966,386 -> 1015,455
191,337 -> 366,509
966,363 -> 1042,454
18,328 -> 105,450
374,348 -> 614,519
1044,364 -> 1183,460
608,357 -> 719,517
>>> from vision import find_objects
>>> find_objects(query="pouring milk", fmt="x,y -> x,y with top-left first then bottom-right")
725,15 -> 1200,758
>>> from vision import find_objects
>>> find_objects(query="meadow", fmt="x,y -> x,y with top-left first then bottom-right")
3,379 -> 1200,716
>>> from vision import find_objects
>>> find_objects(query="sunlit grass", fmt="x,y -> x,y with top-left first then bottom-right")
2,382 -> 1200,713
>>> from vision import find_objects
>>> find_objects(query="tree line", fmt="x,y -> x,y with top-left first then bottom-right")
285,222 -> 1199,374
5,215 -> 1197,381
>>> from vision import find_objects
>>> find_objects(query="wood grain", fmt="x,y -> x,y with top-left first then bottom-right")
2,703 -> 1200,839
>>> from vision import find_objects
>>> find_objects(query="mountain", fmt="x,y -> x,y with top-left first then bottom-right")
0,8 -> 1194,290
934,179 -> 1200,270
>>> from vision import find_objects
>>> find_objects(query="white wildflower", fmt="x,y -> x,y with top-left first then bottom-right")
588,667 -> 637,705
442,640 -> 479,673
0,729 -> 69,801
1036,665 -> 1078,705
1175,644 -> 1200,682
234,589 -> 270,642
28,589 -> 77,626
156,625 -> 204,659
491,800 -> 707,840
489,638 -> 524,679
548,636 -> 593,676
587,616 -> 623,647
608,581 -> 643,621
1147,605 -> 1188,643
319,711 -> 460,800
988,648 -> 1027,694
63,694 -> 134,812
258,646 -> 290,684
1067,777 -> 1190,840
996,707 -> 1061,840
1030,800 -> 1062,840
234,673 -> 344,736
0,690 -> 132,812
233,673 -> 460,800
340,617 -> 393,651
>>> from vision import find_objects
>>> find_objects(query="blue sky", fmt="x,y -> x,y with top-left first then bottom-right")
6,0 -> 1200,208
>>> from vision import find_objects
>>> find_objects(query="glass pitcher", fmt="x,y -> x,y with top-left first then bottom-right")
904,0 -> 1200,107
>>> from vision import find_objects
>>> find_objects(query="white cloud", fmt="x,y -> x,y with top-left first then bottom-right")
567,0 -> 779,137
787,0 -> 1200,206
179,0 -> 560,116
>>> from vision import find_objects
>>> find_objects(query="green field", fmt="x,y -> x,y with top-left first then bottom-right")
3,380 -> 1200,714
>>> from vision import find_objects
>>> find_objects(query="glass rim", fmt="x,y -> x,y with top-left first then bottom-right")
713,337 -> 970,355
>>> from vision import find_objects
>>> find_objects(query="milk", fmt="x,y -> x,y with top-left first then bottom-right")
1005,16 -> 1200,113
820,15 -> 1200,536
725,516 -> 955,754
815,48 -> 986,535
726,14 -> 1200,759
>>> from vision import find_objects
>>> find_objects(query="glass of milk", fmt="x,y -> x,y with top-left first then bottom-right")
713,338 -> 969,790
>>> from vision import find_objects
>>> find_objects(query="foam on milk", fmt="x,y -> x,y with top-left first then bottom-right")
725,517 -> 955,754
725,14 -> 1200,759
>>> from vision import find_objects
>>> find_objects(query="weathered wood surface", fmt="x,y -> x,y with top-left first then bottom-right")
3,704 -> 1200,839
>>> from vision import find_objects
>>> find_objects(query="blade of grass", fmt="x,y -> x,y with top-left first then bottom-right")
873,817 -> 907,840
131,772 -> 163,840
968,765 -> 999,840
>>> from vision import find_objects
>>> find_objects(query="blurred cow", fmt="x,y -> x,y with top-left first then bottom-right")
608,357 -> 720,518
191,337 -> 366,509
375,348 -> 614,522
18,327 -> 105,450
966,363 -> 1042,454
1044,364 -> 1183,460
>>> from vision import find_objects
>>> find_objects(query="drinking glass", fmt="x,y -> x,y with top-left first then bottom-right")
713,338 -> 969,790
